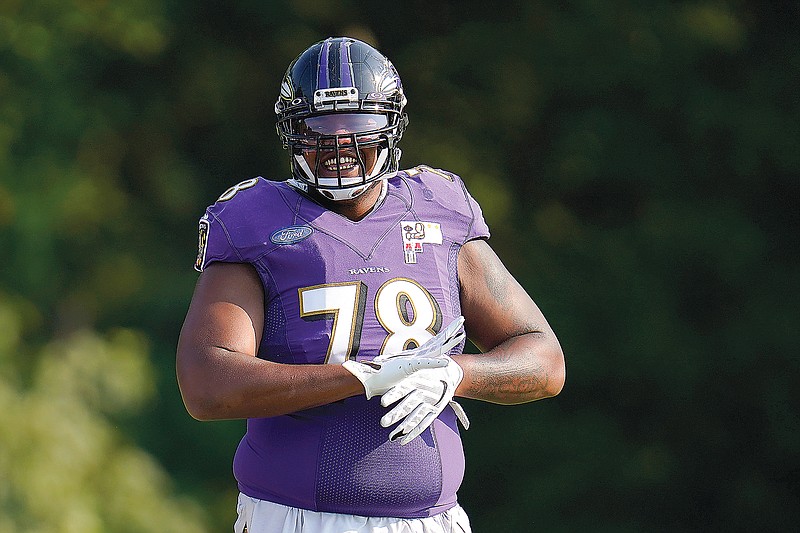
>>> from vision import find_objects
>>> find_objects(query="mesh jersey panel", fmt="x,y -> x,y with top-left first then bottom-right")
316,399 -> 442,516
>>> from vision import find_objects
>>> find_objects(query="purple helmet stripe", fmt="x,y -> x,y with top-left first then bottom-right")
318,39 -> 331,89
340,40 -> 353,87
330,39 -> 341,86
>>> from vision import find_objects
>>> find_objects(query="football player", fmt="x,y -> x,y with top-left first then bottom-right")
177,37 -> 565,533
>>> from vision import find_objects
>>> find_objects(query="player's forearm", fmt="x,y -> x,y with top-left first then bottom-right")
453,332 -> 565,404
177,347 -> 362,420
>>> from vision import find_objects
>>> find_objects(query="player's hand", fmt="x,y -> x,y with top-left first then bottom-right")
343,354 -> 448,400
378,316 -> 466,361
379,356 -> 469,446
344,316 -> 466,400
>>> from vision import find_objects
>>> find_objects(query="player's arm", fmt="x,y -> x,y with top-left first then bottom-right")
454,238 -> 565,404
176,262 -> 363,420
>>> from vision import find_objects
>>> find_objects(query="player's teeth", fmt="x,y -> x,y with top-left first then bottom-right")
324,156 -> 357,169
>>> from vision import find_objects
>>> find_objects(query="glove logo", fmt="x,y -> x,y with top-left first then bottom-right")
400,221 -> 442,264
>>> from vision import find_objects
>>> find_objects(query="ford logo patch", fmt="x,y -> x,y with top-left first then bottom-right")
270,225 -> 313,245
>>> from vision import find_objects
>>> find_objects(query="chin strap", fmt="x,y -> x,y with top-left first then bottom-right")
287,177 -> 388,203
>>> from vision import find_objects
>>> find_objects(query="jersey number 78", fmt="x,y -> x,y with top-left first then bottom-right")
298,278 -> 443,364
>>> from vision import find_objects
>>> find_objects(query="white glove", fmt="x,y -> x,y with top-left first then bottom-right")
343,355 -> 448,399
381,316 -> 466,360
344,316 -> 466,400
379,356 -> 469,446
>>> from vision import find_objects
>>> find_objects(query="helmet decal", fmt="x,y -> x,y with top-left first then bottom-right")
279,74 -> 293,102
379,65 -> 399,93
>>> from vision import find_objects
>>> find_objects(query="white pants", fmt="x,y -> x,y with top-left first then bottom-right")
234,493 -> 472,533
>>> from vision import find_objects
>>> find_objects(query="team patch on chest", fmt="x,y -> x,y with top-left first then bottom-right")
400,221 -> 442,264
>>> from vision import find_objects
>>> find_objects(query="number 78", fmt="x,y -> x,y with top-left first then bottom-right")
299,278 -> 443,364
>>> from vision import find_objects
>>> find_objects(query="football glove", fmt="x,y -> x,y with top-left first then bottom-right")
382,316 -> 466,360
343,316 -> 466,400
343,355 -> 449,400
379,356 -> 469,445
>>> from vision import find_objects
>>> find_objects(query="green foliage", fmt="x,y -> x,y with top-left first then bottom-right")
1,0 -> 797,531
0,299 -> 207,532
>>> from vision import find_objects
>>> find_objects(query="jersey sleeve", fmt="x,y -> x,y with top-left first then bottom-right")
194,210 -> 237,272
193,177 -> 271,272
460,175 -> 490,242
407,166 -> 491,245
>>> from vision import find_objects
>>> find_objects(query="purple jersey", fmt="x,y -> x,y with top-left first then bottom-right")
195,166 -> 490,518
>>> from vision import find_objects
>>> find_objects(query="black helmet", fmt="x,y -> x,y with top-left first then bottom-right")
275,37 -> 407,201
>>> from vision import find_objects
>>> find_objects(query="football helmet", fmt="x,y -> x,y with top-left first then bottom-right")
275,37 -> 408,201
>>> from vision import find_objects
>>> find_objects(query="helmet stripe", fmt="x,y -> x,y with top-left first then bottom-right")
318,39 -> 331,89
330,39 -> 341,87
340,40 -> 353,87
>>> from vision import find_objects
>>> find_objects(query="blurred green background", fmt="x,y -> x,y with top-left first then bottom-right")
1,0 -> 798,531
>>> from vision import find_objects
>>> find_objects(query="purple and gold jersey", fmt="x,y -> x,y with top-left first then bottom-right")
195,166 -> 490,518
